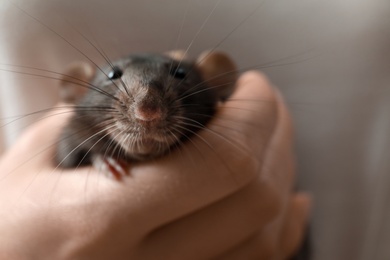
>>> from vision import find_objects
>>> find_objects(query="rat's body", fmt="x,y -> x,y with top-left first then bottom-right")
56,52 -> 237,168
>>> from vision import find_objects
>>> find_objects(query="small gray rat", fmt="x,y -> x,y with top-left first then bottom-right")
56,50 -> 238,175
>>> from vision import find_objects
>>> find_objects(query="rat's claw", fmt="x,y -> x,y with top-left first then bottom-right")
93,155 -> 129,180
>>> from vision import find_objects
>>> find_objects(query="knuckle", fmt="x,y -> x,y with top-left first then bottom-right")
223,152 -> 261,189
247,182 -> 283,226
238,71 -> 271,87
233,179 -> 283,232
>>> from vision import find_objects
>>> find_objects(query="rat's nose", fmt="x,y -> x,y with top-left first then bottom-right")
134,102 -> 162,122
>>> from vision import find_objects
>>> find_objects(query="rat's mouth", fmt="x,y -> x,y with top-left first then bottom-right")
115,118 -> 164,134
136,137 -> 156,147
108,127 -> 178,158
123,136 -> 170,157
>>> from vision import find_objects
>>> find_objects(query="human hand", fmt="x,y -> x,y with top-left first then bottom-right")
0,71 -> 310,260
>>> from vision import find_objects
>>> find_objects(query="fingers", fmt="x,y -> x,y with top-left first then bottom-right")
0,105 -> 73,178
107,71 -> 282,230
215,71 -> 279,160
0,105 -> 73,167
260,90 -> 296,207
213,193 -> 311,260
280,192 -> 312,259
213,222 -> 281,260
136,180 -> 281,260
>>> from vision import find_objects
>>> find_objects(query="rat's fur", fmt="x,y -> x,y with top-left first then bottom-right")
56,52 -> 237,167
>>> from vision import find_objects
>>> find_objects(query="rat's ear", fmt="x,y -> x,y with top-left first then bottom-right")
60,61 -> 95,103
196,51 -> 238,101
164,50 -> 189,62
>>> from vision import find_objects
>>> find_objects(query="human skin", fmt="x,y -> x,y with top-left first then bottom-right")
0,71 -> 310,260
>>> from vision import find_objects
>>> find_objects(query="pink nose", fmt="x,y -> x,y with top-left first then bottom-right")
134,104 -> 162,122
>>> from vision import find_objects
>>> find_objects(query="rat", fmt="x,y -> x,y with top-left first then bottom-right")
55,50 -> 238,177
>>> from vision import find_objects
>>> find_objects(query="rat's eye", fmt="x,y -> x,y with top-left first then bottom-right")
108,66 -> 123,80
170,67 -> 187,79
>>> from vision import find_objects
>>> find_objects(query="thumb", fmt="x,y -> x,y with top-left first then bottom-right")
0,104 -> 73,168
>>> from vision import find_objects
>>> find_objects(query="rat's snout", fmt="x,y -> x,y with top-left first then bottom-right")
134,101 -> 162,122
132,87 -> 164,123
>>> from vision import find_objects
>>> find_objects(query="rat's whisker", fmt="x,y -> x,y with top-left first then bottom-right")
177,49 -> 319,99
0,117 -> 116,184
47,125 -> 117,202
76,128 -> 118,192
62,17 -> 130,97
176,81 -> 236,102
195,0 -> 267,69
176,111 -> 262,129
0,66 -> 120,102
11,3 -> 125,97
172,124 -> 244,184
172,0 -> 266,90
166,0 -> 192,87
169,0 -> 223,93
0,105 -> 118,131
175,117 -> 251,156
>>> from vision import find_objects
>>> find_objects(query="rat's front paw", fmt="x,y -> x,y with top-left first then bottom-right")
93,155 -> 130,180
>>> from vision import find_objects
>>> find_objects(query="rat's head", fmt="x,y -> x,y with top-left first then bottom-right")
60,51 -> 237,159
